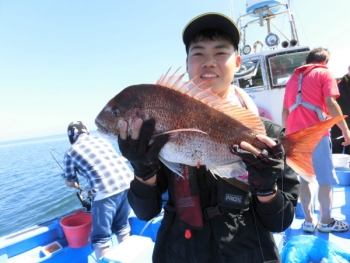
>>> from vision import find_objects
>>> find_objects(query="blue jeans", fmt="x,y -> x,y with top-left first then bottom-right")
312,136 -> 338,185
90,189 -> 131,247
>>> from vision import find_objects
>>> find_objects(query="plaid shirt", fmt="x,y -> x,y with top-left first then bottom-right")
63,134 -> 133,195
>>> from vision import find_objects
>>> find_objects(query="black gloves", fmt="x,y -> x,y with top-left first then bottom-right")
118,119 -> 169,181
230,143 -> 285,196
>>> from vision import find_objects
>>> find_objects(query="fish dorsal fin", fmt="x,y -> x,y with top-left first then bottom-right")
156,68 -> 266,135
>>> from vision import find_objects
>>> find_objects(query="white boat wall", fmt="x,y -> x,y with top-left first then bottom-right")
0,209 -> 164,263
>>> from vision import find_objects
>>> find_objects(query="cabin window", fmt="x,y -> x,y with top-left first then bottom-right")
268,51 -> 308,88
235,61 -> 264,89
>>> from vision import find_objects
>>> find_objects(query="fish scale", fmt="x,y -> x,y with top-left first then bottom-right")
119,85 -> 256,168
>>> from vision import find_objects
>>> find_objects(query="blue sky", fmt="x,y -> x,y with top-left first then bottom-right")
1,0 -> 349,142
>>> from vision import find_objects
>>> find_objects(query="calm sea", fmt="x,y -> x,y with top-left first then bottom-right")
0,131 -> 121,238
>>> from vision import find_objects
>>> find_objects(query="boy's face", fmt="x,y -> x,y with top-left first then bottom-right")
186,39 -> 241,98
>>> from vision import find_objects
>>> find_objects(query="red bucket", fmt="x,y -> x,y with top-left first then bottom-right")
60,210 -> 92,248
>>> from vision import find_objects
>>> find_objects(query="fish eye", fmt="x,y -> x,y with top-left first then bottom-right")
112,109 -> 120,117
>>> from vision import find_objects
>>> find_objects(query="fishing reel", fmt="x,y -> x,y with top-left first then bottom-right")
77,188 -> 92,212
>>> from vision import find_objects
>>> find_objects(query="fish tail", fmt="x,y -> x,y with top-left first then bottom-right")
279,116 -> 346,182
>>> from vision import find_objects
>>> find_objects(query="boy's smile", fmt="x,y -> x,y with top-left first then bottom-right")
186,39 -> 241,98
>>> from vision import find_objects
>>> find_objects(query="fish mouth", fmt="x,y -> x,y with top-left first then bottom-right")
95,119 -> 108,134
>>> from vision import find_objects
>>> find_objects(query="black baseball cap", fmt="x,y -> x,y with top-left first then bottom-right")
182,12 -> 240,49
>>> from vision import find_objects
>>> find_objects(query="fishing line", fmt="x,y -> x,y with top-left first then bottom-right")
280,161 -> 286,246
250,156 -> 286,262
49,148 -> 65,172
251,208 -> 266,262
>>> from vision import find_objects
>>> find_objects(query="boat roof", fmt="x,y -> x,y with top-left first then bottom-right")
241,45 -> 310,60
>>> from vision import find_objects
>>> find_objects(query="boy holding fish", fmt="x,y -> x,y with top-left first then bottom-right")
115,13 -> 300,262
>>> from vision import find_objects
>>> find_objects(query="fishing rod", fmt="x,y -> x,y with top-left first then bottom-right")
49,148 -> 91,211
49,148 -> 84,190
49,148 -> 65,173
332,135 -> 344,141
331,136 -> 347,154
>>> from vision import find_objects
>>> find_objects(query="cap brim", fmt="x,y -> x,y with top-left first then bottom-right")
182,12 -> 240,48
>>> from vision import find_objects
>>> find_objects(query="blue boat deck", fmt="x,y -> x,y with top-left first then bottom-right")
281,184 -> 350,262
1,185 -> 349,263
286,184 -> 350,251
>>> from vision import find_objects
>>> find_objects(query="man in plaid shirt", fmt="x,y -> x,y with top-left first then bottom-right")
63,121 -> 133,259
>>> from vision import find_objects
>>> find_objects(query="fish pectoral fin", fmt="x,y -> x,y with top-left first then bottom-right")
209,162 -> 248,181
149,129 -> 206,145
158,156 -> 184,177
157,128 -> 208,135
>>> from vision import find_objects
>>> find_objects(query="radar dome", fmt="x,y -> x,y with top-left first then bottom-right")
246,0 -> 284,16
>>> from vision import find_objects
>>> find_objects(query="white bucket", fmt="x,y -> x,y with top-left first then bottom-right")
332,154 -> 350,168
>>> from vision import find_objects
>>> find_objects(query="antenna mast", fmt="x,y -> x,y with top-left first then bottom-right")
286,0 -> 299,43
230,0 -> 234,20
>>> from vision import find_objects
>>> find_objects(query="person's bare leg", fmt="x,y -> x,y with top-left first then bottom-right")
318,184 -> 333,224
117,232 -> 130,243
299,180 -> 315,223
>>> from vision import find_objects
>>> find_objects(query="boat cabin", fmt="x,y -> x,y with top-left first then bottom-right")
234,46 -> 309,124
233,0 -> 310,125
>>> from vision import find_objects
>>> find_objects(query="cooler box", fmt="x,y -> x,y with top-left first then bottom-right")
100,235 -> 154,263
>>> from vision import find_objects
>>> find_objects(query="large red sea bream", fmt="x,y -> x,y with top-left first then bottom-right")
95,69 -> 345,181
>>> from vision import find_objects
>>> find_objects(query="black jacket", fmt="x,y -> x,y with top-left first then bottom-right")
128,118 -> 299,263
331,75 -> 350,154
